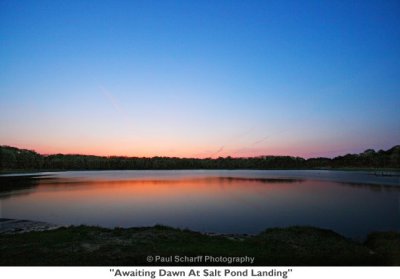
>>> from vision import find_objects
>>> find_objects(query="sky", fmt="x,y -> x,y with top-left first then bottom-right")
0,0 -> 399,158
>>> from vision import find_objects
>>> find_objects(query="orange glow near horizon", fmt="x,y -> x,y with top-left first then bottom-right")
3,141 -> 367,159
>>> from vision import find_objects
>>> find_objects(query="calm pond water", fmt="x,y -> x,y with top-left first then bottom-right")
1,170 -> 399,239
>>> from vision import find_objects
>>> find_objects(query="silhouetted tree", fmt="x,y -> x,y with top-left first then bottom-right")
1,145 -> 399,171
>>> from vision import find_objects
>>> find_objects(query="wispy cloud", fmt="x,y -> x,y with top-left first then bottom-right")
202,126 -> 256,158
99,86 -> 125,115
209,146 -> 224,158
228,129 -> 289,157
98,85 -> 134,131
251,136 -> 270,146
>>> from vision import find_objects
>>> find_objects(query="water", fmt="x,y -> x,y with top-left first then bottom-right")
1,170 -> 399,239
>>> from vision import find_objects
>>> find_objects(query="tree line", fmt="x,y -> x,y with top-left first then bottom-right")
0,145 -> 399,171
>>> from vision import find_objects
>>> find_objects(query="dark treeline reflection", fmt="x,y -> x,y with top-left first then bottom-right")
338,181 -> 400,192
0,175 -> 42,191
218,177 -> 303,183
0,175 -> 44,198
1,145 -> 399,171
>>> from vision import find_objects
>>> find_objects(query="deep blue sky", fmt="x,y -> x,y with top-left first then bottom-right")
1,0 -> 399,158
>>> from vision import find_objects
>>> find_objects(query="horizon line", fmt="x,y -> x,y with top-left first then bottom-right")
2,144 -> 398,161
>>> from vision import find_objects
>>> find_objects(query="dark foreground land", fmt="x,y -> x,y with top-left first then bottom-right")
0,225 -> 399,266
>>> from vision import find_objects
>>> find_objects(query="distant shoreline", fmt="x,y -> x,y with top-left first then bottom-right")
1,145 -> 400,172
1,167 -> 400,175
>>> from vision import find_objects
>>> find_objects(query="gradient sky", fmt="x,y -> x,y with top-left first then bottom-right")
1,0 -> 399,158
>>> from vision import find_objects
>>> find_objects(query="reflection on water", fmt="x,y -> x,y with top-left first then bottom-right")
0,175 -> 44,199
0,170 -> 399,239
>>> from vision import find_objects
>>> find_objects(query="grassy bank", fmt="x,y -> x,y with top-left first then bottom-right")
0,225 -> 399,266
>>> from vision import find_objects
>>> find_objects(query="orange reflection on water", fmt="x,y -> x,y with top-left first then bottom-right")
31,177 -> 302,204
2,173 -> 398,237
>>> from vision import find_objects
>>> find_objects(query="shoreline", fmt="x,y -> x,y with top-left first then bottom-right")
2,167 -> 400,174
0,218 -> 61,234
0,218 -> 255,240
0,219 -> 399,266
